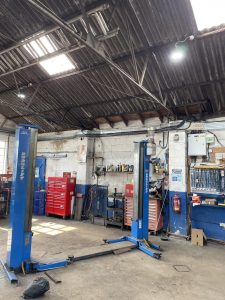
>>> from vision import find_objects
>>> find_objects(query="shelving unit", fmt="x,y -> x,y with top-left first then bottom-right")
105,171 -> 133,174
105,194 -> 124,229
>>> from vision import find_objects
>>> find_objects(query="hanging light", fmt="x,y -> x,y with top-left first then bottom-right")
17,92 -> 26,99
170,35 -> 194,63
170,47 -> 185,62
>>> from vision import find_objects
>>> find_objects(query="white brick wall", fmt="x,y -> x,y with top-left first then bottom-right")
7,117 -> 225,194
37,131 -> 90,184
0,114 -> 16,172
93,118 -> 167,193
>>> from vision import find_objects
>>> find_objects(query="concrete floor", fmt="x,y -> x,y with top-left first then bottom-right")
0,216 -> 225,300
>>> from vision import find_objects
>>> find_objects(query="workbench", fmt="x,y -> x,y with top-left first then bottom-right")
191,202 -> 225,242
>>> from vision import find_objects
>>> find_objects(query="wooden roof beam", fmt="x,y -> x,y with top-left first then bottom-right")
120,115 -> 128,126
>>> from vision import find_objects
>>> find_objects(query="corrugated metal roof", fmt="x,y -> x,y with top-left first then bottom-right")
0,0 -> 223,131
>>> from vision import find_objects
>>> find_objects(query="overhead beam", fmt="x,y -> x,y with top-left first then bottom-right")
1,39 -> 224,105
8,93 -> 154,120
0,1 -> 110,57
137,113 -> 145,125
183,105 -> 190,118
0,28 -> 118,79
139,56 -> 149,86
104,116 -> 114,128
26,0 -> 172,115
157,110 -> 164,123
26,84 -> 40,108
78,0 -> 96,48
0,117 -> 7,128
8,92 -> 208,123
120,115 -> 128,126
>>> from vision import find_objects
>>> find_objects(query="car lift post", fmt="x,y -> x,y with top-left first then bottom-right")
2,131 -> 160,284
104,141 -> 162,259
3,124 -> 70,283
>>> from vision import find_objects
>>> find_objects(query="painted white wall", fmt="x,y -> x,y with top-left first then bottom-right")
0,114 -> 16,172
36,118 -> 167,190
7,116 -> 225,192
92,118 -> 167,193
169,131 -> 187,192
37,130 -> 91,184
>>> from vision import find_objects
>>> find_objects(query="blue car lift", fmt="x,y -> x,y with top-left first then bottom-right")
104,141 -> 162,259
3,126 -> 161,283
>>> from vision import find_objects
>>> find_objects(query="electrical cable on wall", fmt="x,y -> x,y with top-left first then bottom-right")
159,131 -> 169,149
207,130 -> 224,147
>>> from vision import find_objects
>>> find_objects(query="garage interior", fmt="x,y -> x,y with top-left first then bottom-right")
0,0 -> 225,299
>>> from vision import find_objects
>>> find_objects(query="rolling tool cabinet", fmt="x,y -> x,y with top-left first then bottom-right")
46,177 -> 76,218
124,197 -> 163,232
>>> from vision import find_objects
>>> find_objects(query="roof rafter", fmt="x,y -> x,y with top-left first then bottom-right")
25,0 -> 172,115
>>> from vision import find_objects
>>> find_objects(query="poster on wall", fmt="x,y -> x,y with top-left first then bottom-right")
171,169 -> 182,182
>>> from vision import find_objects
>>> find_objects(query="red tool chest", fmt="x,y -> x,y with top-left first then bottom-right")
124,197 -> 163,232
46,177 -> 76,218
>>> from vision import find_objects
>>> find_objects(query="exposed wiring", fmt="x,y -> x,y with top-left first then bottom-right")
159,131 -> 169,149
175,35 -> 195,47
207,130 -> 224,147
178,121 -> 192,130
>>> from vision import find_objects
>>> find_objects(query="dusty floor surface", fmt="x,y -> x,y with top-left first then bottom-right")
0,216 -> 225,300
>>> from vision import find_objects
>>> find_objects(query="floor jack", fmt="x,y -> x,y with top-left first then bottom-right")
2,125 -> 161,284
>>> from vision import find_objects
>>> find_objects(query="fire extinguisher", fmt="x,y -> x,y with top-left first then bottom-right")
173,194 -> 181,213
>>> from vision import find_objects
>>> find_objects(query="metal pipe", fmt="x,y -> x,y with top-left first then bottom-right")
37,120 -> 186,141
26,0 -> 172,115
37,128 -> 149,141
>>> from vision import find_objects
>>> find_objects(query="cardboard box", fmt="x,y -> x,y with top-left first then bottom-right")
191,228 -> 207,247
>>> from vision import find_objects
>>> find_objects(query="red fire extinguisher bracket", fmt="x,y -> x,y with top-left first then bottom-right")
172,193 -> 181,214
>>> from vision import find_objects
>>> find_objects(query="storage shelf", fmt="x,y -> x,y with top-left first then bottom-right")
190,191 -> 224,196
192,204 -> 225,209
105,171 -> 133,174
107,207 -> 123,212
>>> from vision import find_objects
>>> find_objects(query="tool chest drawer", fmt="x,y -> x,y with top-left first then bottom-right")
124,197 -> 163,231
46,177 -> 76,218
48,177 -> 76,191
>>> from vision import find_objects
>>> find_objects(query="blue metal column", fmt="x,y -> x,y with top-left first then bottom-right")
103,141 -> 161,259
34,156 -> 46,191
6,124 -> 38,271
131,141 -> 149,240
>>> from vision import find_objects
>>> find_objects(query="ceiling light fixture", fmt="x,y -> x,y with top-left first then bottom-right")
170,47 -> 185,62
17,92 -> 26,99
170,35 -> 194,63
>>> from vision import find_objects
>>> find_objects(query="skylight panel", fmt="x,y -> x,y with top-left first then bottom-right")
39,36 -> 57,53
23,34 -> 57,58
190,0 -> 225,30
23,34 -> 76,76
30,40 -> 45,57
40,54 -> 75,76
